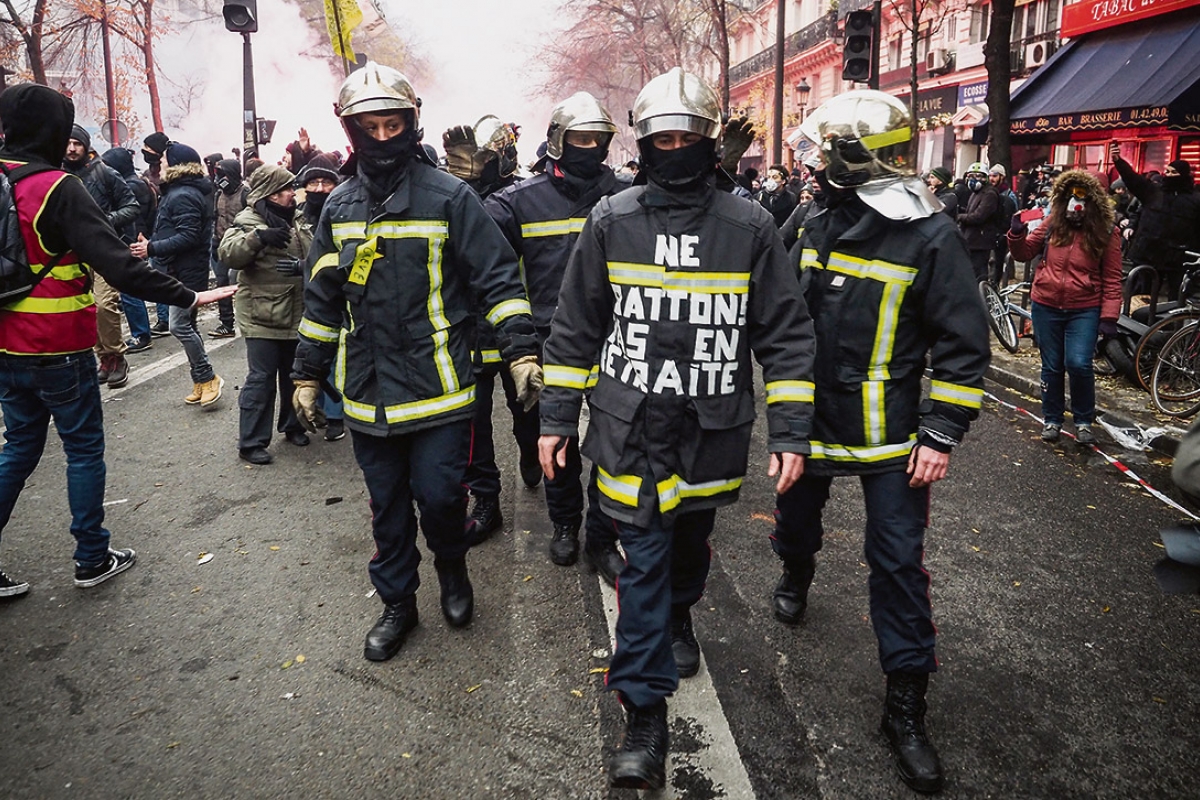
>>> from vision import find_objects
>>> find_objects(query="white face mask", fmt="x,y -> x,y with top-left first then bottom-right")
763,178 -> 780,193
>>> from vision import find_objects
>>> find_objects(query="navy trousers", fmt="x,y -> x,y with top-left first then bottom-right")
351,420 -> 471,604
773,470 -> 936,674
465,361 -> 538,498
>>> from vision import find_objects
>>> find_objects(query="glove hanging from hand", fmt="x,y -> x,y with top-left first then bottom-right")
292,379 -> 326,433
443,125 -> 493,182
720,117 -> 756,174
258,226 -> 292,249
509,355 -> 544,412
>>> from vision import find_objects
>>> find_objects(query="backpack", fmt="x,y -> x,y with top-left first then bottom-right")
0,162 -> 66,306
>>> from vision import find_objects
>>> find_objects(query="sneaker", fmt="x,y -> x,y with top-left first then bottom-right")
0,568 -> 30,597
74,547 -> 137,588
1041,423 -> 1061,442
208,323 -> 235,339
1076,424 -> 1096,446
324,419 -> 346,441
149,319 -> 170,338
199,375 -> 224,407
97,354 -> 111,383
106,355 -> 129,389
124,336 -> 153,353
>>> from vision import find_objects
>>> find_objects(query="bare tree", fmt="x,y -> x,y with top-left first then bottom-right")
886,0 -> 965,165
0,0 -> 51,83
983,0 -> 1015,173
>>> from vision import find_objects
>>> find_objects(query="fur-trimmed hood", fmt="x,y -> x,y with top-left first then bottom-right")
162,161 -> 207,185
1050,169 -> 1114,229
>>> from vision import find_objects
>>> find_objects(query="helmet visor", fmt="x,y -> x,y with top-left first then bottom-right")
635,113 -> 720,141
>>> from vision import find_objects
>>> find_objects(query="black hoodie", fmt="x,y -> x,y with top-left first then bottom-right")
101,147 -> 157,241
0,84 -> 193,310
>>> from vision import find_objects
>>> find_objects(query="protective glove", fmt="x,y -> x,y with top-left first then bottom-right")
257,226 -> 292,249
292,379 -> 326,433
1009,213 -> 1027,236
509,355 -> 544,412
720,116 -> 755,174
442,125 -> 493,181
1098,319 -> 1120,337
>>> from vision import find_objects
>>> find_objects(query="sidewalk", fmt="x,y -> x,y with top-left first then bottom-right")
984,340 -> 1191,457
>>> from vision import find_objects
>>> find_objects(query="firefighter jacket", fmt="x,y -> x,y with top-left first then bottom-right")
293,158 -> 537,437
217,206 -> 306,340
797,198 -> 990,477
540,179 -> 817,528
477,164 -> 621,366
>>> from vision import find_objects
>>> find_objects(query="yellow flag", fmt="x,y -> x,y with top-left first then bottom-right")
324,0 -> 363,60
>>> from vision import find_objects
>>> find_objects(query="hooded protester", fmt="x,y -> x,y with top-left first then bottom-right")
217,164 -> 309,464
1008,169 -> 1121,446
141,130 -> 170,193
209,158 -> 249,338
755,163 -> 798,226
130,142 -> 224,406
101,146 -> 159,353
0,84 -> 233,598
956,161 -> 1001,282
1109,143 -> 1200,299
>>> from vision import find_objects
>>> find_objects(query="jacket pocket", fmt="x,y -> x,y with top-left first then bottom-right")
581,378 -> 646,477
676,392 -> 756,484
247,284 -> 299,329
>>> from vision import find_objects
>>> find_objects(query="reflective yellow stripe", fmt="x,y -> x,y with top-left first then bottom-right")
478,349 -> 502,364
868,283 -> 904,381
520,217 -> 586,238
764,380 -> 815,404
861,127 -> 911,150
862,380 -> 886,445
544,364 -> 590,389
585,365 -> 600,389
486,297 -> 532,325
343,386 -> 476,425
43,263 -> 87,281
331,221 -> 367,245
334,326 -> 348,393
799,248 -> 821,271
597,467 -> 641,506
298,316 -> 340,343
331,219 -> 450,248
929,380 -> 984,409
657,475 -> 743,512
808,436 -> 916,462
310,252 -> 339,279
822,253 -> 918,286
607,262 -> 750,294
431,328 -> 456,392
424,237 -> 457,392
6,293 -> 93,314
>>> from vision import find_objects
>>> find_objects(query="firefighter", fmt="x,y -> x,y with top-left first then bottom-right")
538,68 -> 816,791
770,90 -> 990,794
291,63 -> 541,663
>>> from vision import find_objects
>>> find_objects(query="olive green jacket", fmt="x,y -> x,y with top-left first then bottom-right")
218,206 -> 305,340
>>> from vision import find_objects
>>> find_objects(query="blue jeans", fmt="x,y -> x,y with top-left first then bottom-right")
121,293 -> 151,341
0,352 -> 110,566
1030,302 -> 1099,426
169,304 -> 215,383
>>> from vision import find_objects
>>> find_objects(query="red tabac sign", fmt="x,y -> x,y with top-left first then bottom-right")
1061,0 -> 1200,37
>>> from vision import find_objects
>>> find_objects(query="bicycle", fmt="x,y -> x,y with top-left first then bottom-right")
979,280 -> 1032,353
1150,318 -> 1200,417
1130,255 -> 1200,391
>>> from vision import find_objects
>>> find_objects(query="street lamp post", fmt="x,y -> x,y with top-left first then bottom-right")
773,0 -> 785,165
794,78 -> 811,122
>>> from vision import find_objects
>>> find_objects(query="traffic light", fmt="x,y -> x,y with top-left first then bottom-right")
256,118 -> 276,145
842,10 -> 875,84
223,0 -> 257,33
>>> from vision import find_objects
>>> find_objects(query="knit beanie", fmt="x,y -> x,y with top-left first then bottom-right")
165,143 -> 201,166
298,152 -> 341,187
143,131 -> 170,155
1169,160 -> 1193,181
929,166 -> 952,186
69,124 -> 90,151
989,163 -> 1006,178
247,163 -> 296,205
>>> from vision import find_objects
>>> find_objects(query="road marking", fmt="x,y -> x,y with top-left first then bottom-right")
106,332 -> 240,397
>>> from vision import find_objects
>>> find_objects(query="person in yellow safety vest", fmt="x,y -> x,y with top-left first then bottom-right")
0,83 -> 235,598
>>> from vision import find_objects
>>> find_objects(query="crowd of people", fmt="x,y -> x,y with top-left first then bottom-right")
9,61 -> 1199,795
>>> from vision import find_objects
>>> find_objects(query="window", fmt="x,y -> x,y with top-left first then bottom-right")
1046,0 -> 1061,31
970,5 -> 989,44
1011,6 -> 1024,43
888,36 -> 903,71
1025,4 -> 1037,38
947,13 -> 957,41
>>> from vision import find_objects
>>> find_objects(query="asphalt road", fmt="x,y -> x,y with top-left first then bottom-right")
1,328 -> 1197,799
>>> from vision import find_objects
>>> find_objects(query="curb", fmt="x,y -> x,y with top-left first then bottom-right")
985,363 -> 1182,458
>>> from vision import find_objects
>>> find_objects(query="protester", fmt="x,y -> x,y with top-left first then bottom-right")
989,164 -> 1019,285
755,163 -> 797,226
956,161 -> 1000,282
926,166 -> 958,217
100,147 -> 158,353
1008,170 -> 1121,446
210,158 -> 249,338
0,84 -> 234,598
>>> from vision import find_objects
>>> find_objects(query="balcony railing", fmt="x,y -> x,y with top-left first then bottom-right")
729,12 -> 839,85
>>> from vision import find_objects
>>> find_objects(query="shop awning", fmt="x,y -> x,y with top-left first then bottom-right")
973,10 -> 1200,144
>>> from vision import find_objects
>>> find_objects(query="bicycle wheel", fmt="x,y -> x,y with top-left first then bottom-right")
978,281 -> 1019,353
1133,311 -> 1200,392
1151,323 -> 1200,416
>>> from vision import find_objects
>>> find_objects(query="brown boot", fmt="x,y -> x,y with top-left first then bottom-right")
198,375 -> 224,407
184,382 -> 203,405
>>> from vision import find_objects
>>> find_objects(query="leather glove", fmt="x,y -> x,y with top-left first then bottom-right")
720,116 -> 755,174
1009,213 -> 1027,236
1098,319 -> 1120,337
258,226 -> 292,249
509,355 -> 544,412
443,125 -> 493,181
292,379 -> 326,433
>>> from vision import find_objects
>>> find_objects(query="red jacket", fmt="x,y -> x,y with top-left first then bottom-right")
1008,223 -> 1122,320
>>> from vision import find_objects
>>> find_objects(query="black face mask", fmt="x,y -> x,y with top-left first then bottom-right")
813,168 -> 853,207
304,191 -> 329,223
143,151 -> 161,167
558,142 -> 608,180
1164,175 -> 1193,193
638,138 -> 716,191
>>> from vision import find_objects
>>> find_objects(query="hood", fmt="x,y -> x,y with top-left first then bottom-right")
0,83 -> 74,166
101,146 -> 136,177
161,161 -> 212,194
1050,169 -> 1113,227
247,163 -> 295,205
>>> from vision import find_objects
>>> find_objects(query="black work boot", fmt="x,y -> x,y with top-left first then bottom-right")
670,607 -> 700,679
583,537 -> 625,587
465,494 -> 503,546
880,672 -> 944,794
519,447 -> 542,488
363,597 -> 418,662
435,557 -> 474,628
549,522 -> 580,566
773,555 -> 816,625
609,699 -> 669,790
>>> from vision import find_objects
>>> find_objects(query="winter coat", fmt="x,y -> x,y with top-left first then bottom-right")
540,179 -> 817,527
934,187 -> 958,218
148,162 -> 215,291
1009,222 -> 1122,320
293,157 -> 537,437
755,186 -> 797,227
100,147 -> 156,242
65,153 -> 138,234
796,198 -> 990,476
956,184 -> 1000,250
218,206 -> 306,340
1114,158 -> 1200,272
214,183 -> 250,248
